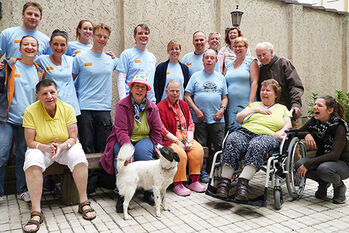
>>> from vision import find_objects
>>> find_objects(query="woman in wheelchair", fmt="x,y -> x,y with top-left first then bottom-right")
216,79 -> 292,200
295,95 -> 349,204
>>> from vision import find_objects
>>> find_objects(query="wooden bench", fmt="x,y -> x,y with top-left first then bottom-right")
43,153 -> 102,205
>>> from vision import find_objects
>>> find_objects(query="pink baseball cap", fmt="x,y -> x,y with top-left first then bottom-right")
128,74 -> 151,91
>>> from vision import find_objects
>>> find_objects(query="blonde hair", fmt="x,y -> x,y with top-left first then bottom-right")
167,40 -> 181,52
232,37 -> 249,48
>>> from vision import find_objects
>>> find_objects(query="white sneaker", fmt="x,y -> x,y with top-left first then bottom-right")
17,192 -> 31,202
0,196 -> 4,202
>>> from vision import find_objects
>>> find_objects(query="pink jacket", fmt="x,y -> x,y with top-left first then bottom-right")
99,95 -> 162,174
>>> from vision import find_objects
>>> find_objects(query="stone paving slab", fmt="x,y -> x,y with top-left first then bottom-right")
1,174 -> 349,233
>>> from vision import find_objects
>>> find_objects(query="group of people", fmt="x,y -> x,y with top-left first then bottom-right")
0,1 -> 349,232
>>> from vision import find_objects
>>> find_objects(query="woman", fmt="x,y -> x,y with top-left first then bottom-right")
216,79 -> 292,200
22,79 -> 95,233
100,74 -> 162,210
36,29 -> 80,116
154,40 -> 190,103
225,37 -> 259,128
65,20 -> 93,56
296,96 -> 349,204
157,80 -> 205,196
0,36 -> 45,203
217,27 -> 251,74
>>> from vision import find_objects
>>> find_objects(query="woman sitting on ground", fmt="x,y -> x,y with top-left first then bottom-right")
100,74 -> 162,211
296,95 -> 349,204
216,79 -> 292,200
157,80 -> 205,196
22,79 -> 95,233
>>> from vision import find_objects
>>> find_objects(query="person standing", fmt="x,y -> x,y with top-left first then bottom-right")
72,24 -> 118,153
0,2 -> 50,59
65,20 -> 94,57
117,24 -> 156,102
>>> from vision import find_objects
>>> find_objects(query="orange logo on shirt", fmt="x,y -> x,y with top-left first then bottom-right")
14,73 -> 21,78
14,40 -> 21,44
166,72 -> 170,75
134,60 -> 142,63
74,50 -> 81,54
84,62 -> 92,66
46,66 -> 54,71
186,62 -> 192,66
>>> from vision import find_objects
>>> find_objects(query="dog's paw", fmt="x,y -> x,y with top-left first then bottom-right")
124,214 -> 132,220
162,206 -> 170,211
156,212 -> 161,218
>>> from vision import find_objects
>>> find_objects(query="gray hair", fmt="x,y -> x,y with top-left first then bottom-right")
208,32 -> 221,40
203,49 -> 217,59
255,42 -> 274,55
166,79 -> 181,89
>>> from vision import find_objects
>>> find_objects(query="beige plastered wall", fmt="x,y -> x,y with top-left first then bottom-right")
1,0 -> 348,117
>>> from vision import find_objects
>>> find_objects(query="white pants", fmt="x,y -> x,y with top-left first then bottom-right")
23,143 -> 88,172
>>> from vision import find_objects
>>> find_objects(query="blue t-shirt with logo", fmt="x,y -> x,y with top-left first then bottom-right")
65,41 -> 92,57
161,62 -> 185,101
185,70 -> 227,124
72,50 -> 118,111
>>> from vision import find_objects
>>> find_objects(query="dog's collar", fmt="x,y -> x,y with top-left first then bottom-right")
161,165 -> 175,174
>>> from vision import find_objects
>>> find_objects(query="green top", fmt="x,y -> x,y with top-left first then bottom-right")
130,111 -> 150,142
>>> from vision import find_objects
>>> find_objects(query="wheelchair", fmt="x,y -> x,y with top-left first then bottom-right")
205,129 -> 307,210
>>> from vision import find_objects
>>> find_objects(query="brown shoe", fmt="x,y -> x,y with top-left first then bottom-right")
216,178 -> 231,198
235,178 -> 249,201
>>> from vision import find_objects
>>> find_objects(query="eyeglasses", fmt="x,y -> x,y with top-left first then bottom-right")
233,45 -> 245,49
134,84 -> 147,90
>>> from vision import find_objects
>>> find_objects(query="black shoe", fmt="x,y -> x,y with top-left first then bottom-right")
116,195 -> 124,213
315,182 -> 330,200
333,182 -> 347,204
143,191 -> 155,206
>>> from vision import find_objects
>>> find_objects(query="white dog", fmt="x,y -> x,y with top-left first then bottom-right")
116,143 -> 180,220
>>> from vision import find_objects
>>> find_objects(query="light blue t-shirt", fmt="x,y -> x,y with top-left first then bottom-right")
0,26 -> 50,58
181,52 -> 219,77
117,47 -> 156,102
72,50 -> 118,111
161,62 -> 185,101
65,41 -> 92,57
8,62 -> 40,124
35,55 -> 80,116
185,70 -> 228,124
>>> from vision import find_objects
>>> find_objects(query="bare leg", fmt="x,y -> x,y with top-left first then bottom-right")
72,163 -> 95,219
23,166 -> 43,232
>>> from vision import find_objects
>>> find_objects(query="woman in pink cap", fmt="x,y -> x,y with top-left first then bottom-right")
100,74 -> 162,211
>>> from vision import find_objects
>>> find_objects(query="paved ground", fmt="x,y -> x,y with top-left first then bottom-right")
1,174 -> 349,233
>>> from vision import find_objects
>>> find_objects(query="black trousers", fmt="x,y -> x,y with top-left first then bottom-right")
77,110 -> 112,154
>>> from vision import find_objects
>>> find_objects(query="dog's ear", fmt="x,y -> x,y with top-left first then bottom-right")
173,152 -> 180,162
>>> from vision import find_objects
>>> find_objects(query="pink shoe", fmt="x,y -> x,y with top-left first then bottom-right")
173,183 -> 191,196
187,181 -> 206,193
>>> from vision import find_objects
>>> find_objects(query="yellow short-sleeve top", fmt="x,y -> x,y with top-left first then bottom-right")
242,102 -> 291,136
23,99 -> 76,144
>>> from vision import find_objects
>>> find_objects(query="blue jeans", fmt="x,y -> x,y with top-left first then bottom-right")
0,122 -> 27,196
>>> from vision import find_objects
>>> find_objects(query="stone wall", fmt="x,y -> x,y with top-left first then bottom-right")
1,0 -> 348,115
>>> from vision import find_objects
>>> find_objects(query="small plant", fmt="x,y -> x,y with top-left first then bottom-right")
307,91 -> 349,122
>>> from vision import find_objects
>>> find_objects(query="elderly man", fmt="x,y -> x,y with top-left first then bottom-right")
117,24 -> 156,102
182,31 -> 219,77
255,42 -> 304,125
185,49 -> 228,182
0,2 -> 50,58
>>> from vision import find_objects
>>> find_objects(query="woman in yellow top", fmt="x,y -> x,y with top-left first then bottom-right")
22,79 -> 95,233
216,79 -> 292,201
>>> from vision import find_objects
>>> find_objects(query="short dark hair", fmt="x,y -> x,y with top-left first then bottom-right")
36,79 -> 57,94
23,2 -> 43,17
134,24 -> 150,36
261,79 -> 282,100
20,36 -> 39,50
50,29 -> 68,43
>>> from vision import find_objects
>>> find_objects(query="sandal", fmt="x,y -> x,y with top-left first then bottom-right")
78,201 -> 96,221
23,211 -> 44,233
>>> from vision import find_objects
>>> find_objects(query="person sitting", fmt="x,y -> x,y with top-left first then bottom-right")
157,80 -> 205,196
22,79 -> 95,233
296,95 -> 349,204
99,74 -> 162,211
216,79 -> 292,200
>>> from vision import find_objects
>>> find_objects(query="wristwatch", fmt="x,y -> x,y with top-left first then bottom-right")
220,106 -> 226,111
66,141 -> 72,150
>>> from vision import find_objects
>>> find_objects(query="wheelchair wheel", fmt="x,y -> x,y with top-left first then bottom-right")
286,137 -> 306,200
274,189 -> 283,210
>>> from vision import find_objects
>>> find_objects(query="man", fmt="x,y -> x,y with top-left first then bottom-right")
185,49 -> 228,183
117,24 -> 156,102
0,2 -> 50,59
72,24 -> 118,154
255,42 -> 304,126
208,32 -> 221,53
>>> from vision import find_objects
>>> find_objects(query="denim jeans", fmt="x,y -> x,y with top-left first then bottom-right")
0,122 -> 27,196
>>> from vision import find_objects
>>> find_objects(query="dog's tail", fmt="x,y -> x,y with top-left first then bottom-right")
116,143 -> 135,172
